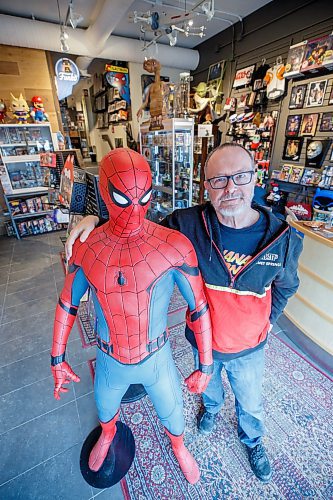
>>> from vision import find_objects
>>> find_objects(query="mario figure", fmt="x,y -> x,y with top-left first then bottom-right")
30,96 -> 49,122
51,148 -> 213,484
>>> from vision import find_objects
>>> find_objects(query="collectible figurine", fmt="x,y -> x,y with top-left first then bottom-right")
51,148 -> 213,485
188,81 -> 222,122
137,59 -> 168,129
0,99 -> 7,123
10,93 -> 30,123
266,182 -> 281,203
30,96 -> 49,122
319,166 -> 333,189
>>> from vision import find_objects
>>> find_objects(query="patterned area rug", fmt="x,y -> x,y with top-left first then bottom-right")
88,322 -> 332,499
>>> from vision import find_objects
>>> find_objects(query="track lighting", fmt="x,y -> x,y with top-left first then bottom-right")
60,26 -> 70,52
166,29 -> 177,47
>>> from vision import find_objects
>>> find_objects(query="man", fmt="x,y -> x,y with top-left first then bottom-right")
66,143 -> 303,483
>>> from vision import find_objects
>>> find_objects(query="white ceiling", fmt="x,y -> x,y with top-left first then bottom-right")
0,0 -> 273,49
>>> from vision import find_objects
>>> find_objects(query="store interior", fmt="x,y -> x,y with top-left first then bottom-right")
0,0 -> 333,498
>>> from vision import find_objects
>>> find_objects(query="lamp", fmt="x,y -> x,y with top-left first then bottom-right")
166,28 -> 177,47
60,26 -> 70,52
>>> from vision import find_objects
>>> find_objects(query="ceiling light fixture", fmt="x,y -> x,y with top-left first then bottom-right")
166,28 -> 177,46
57,0 -> 70,52
60,27 -> 70,52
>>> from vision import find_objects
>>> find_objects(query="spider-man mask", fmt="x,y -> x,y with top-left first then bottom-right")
99,148 -> 152,236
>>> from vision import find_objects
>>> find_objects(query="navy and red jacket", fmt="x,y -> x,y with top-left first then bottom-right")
161,202 -> 303,360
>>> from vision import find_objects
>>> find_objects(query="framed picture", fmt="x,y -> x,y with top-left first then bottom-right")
207,61 -> 225,83
285,115 -> 302,136
305,80 -> 327,107
319,112 -> 333,132
289,84 -> 307,109
300,114 -> 319,136
329,87 -> 333,105
301,35 -> 333,73
282,138 -> 303,161
284,41 -> 307,79
305,139 -> 331,168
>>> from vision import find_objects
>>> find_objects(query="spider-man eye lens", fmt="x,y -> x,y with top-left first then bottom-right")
108,180 -> 132,207
139,187 -> 152,205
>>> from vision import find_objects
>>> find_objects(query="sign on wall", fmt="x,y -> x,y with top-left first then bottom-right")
55,58 -> 80,101
232,65 -> 255,88
105,65 -> 131,105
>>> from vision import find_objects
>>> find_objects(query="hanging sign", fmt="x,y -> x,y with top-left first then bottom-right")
55,58 -> 80,101
232,65 -> 255,88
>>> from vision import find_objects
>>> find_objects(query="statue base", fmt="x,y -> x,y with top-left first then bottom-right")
80,422 -> 135,488
122,384 -> 147,403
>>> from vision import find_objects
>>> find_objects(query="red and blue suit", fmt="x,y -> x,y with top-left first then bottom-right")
51,148 -> 213,484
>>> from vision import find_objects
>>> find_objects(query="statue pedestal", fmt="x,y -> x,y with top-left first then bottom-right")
80,422 -> 135,488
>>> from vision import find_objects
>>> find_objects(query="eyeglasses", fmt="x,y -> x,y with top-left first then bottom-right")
206,171 -> 255,189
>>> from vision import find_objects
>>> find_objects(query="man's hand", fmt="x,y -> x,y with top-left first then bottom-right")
65,215 -> 99,261
185,370 -> 211,394
51,361 -> 80,400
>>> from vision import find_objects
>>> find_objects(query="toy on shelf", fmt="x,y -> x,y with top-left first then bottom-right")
30,96 -> 49,122
10,93 -> 30,124
266,182 -> 281,203
318,166 -> 333,189
0,100 -> 7,123
189,81 -> 222,122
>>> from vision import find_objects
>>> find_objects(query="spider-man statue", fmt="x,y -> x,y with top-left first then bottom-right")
51,148 -> 213,484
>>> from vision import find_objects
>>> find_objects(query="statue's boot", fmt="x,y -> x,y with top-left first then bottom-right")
165,428 -> 200,484
88,411 -> 119,471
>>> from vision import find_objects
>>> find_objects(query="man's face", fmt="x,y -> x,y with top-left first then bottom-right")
204,148 -> 256,218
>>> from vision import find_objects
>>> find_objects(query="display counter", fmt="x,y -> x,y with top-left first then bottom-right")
285,220 -> 333,355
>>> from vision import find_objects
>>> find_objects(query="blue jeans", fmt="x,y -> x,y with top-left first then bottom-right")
193,347 -> 265,448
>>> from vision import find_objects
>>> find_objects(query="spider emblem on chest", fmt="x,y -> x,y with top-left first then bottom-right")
116,270 -> 126,286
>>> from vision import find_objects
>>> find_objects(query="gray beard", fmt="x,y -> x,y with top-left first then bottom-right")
219,203 -> 246,217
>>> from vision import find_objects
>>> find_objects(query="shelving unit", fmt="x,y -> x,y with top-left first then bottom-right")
0,123 -> 68,239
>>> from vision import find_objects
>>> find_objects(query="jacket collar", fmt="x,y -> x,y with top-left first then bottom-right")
203,201 -> 288,252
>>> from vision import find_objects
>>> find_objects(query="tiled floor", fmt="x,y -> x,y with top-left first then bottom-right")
0,232 -> 332,499
0,232 -> 123,500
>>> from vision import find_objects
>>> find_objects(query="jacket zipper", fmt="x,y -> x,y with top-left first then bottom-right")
202,211 -> 289,289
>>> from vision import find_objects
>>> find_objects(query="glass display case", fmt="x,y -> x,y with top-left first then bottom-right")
192,135 -> 214,205
0,123 -> 54,195
140,118 -> 194,223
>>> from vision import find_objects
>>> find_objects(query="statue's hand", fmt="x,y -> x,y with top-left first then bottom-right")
185,370 -> 211,394
51,362 -> 80,400
65,215 -> 99,260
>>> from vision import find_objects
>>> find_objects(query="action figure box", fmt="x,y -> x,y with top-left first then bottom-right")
279,165 -> 292,182
301,35 -> 333,73
284,41 -> 307,79
288,165 -> 304,183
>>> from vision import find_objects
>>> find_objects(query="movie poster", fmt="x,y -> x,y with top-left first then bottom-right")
105,65 -> 131,105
